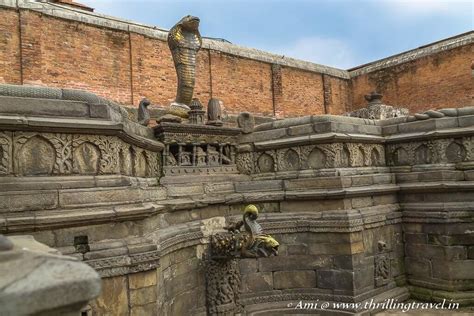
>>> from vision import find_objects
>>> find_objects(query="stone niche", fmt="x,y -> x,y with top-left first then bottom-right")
154,122 -> 241,176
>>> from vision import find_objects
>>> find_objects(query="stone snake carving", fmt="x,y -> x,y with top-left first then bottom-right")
167,15 -> 202,107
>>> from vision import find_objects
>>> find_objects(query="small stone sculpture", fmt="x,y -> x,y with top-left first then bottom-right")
206,98 -> 223,126
237,112 -> 255,133
188,98 -> 205,125
211,204 -> 279,258
167,15 -> 202,117
137,98 -> 151,126
346,91 -> 409,119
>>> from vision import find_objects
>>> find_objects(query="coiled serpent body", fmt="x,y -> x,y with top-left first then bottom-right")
167,15 -> 202,106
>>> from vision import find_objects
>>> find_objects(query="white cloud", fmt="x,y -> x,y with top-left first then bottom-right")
267,36 -> 356,69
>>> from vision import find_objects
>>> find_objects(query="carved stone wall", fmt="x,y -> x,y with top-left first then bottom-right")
0,131 -> 161,178
386,136 -> 473,166
238,143 -> 385,174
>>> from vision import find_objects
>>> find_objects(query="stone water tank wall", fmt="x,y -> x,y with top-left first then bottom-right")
0,85 -> 473,315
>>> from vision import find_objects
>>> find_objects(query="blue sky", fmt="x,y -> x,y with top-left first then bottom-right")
80,0 -> 473,69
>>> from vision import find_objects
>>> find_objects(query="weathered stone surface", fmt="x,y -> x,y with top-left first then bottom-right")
128,270 -> 158,290
431,260 -> 474,280
317,269 -> 354,290
91,276 -> 128,315
273,270 -> 316,289
239,258 -> 258,274
259,255 -> 332,272
130,286 -> 158,306
241,272 -> 273,292
131,303 -> 158,316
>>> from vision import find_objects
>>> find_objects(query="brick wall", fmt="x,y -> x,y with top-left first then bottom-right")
0,8 -> 344,117
0,8 -> 21,84
0,5 -> 471,118
350,44 -> 473,113
20,11 -> 132,104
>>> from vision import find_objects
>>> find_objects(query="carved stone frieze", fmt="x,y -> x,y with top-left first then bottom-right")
387,136 -> 472,166
245,142 -> 386,174
1,131 -> 160,178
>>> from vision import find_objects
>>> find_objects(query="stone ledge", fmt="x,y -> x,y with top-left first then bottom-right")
241,286 -> 409,309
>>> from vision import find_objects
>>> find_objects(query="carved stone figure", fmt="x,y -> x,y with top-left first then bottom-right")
346,91 -> 409,119
237,112 -> 255,133
168,15 -> 202,116
207,145 -> 220,166
179,149 -> 192,166
137,98 -> 151,126
206,98 -> 224,126
211,204 -> 279,258
195,146 -> 207,166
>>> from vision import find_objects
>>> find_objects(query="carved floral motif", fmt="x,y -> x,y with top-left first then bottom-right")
0,132 -> 12,175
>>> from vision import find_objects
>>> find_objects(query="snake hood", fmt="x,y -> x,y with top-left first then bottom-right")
168,15 -> 202,50
168,15 -> 202,106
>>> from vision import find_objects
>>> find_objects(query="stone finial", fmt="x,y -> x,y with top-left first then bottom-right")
206,98 -> 223,126
137,98 -> 151,126
237,112 -> 255,133
188,98 -> 205,125
364,91 -> 383,104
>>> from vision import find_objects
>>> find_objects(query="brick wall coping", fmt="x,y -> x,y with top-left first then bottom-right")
348,31 -> 473,77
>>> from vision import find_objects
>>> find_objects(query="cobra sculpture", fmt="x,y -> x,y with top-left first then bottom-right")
167,15 -> 202,116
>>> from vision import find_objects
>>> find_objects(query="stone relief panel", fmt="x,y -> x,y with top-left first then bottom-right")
0,132 -> 12,175
387,137 -> 472,166
375,240 -> 391,287
0,131 -> 160,178
14,133 -> 57,176
306,147 -> 326,169
73,142 -> 101,175
277,148 -> 300,171
256,151 -> 275,173
73,135 -> 121,175
446,141 -> 467,163
14,132 -> 74,176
